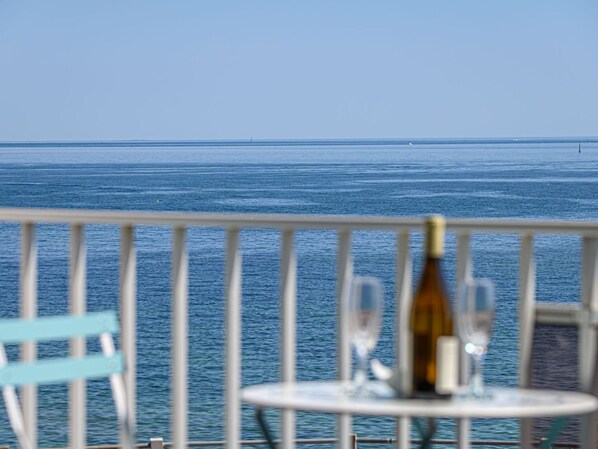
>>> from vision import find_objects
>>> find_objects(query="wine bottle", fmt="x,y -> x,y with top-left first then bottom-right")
410,215 -> 455,398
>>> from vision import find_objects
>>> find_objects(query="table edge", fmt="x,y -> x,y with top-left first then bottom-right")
241,381 -> 598,419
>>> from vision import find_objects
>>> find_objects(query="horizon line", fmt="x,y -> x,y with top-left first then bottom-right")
1,136 -> 597,148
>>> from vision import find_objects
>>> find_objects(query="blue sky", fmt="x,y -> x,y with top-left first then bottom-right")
1,1 -> 597,141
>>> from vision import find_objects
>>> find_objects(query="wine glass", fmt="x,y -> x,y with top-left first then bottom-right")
457,278 -> 496,398
347,276 -> 383,396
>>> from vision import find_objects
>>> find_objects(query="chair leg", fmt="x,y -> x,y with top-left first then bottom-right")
3,386 -> 35,449
538,417 -> 569,449
110,373 -> 135,449
101,333 -> 135,449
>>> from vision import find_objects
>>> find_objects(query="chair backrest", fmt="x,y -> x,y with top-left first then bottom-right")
0,312 -> 124,386
0,311 -> 131,449
519,236 -> 598,449
530,322 -> 583,446
522,304 -> 598,449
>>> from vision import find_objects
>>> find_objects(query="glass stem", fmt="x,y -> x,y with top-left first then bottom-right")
471,354 -> 484,396
354,350 -> 368,390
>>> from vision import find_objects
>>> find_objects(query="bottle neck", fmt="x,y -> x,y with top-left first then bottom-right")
424,215 -> 445,258
423,254 -> 440,268
425,236 -> 444,259
420,255 -> 445,285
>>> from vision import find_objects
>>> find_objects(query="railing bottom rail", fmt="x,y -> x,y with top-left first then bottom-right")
43,436 -> 582,449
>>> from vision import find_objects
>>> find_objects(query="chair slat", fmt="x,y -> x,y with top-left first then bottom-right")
0,312 -> 119,344
0,353 -> 124,386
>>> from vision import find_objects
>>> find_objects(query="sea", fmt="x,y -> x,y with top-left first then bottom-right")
0,140 -> 597,448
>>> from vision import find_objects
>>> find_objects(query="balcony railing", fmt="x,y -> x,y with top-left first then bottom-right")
1,207 -> 597,449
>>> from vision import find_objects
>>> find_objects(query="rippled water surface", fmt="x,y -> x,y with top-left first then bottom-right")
0,142 -> 596,446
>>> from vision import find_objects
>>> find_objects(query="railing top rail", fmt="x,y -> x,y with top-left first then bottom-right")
0,207 -> 597,235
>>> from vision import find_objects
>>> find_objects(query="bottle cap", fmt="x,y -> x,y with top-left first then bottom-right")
425,215 -> 445,258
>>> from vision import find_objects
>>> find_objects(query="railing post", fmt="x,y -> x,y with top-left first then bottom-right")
579,237 -> 598,449
396,230 -> 411,449
120,225 -> 137,447
456,232 -> 472,449
20,223 -> 37,449
456,233 -> 472,284
69,224 -> 87,449
280,229 -> 297,449
225,228 -> 242,449
519,233 -> 536,449
337,230 -> 353,449
172,227 -> 188,449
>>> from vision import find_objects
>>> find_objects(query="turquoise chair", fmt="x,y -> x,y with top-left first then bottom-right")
0,311 -> 133,449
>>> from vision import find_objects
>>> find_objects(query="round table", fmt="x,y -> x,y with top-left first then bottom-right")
242,381 -> 598,418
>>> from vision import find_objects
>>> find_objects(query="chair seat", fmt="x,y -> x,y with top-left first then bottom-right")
0,352 -> 124,387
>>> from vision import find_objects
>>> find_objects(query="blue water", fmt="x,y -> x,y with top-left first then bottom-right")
0,142 -> 597,447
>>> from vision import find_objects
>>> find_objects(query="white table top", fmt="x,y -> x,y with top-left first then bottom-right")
242,381 -> 598,419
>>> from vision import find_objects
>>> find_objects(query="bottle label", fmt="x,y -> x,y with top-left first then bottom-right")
436,336 -> 459,395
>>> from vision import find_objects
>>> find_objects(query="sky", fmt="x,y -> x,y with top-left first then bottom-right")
0,1 -> 597,141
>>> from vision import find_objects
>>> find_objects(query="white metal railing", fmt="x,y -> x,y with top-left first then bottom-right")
2,207 -> 598,449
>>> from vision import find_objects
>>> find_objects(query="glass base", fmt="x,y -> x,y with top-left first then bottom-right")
345,380 -> 373,398
455,385 -> 493,401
